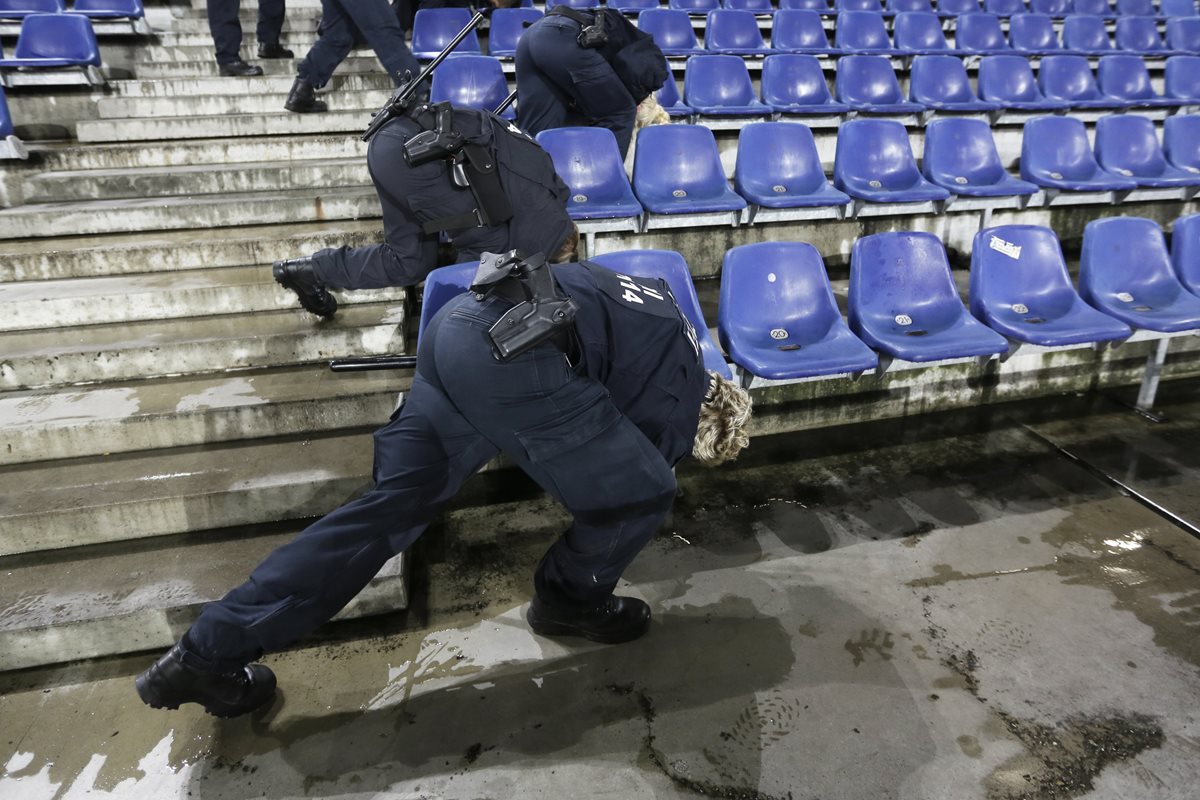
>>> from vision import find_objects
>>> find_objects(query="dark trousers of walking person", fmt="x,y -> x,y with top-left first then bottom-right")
298,0 -> 420,89
176,294 -> 677,674
208,0 -> 286,66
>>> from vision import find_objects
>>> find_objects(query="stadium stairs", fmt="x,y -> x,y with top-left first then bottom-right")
0,0 -> 1198,674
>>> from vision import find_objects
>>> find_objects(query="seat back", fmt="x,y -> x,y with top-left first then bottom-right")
985,0 -> 1027,14
761,52 -> 837,104
1081,217 -> 1187,309
772,9 -> 833,49
734,121 -> 831,196
588,249 -> 732,377
956,13 -> 1010,51
1164,114 -> 1200,171
638,9 -> 701,52
979,54 -> 1045,101
726,0 -> 776,12
1115,0 -> 1154,14
1070,0 -> 1113,13
1010,13 -> 1060,51
1167,18 -> 1200,52
13,13 -> 100,63
1170,214 -> 1200,294
655,65 -> 687,109
669,0 -> 719,13
893,12 -> 952,51
72,0 -> 143,14
536,127 -> 640,212
1097,54 -> 1158,100
554,0 -> 601,7
0,86 -> 13,138
1094,114 -> 1171,177
1028,0 -> 1068,13
429,55 -> 511,114
1063,16 -> 1114,51
836,54 -> 907,104
781,0 -> 830,8
0,1 -> 62,17
1115,16 -> 1167,52
1161,0 -> 1199,16
849,232 -> 968,337
487,8 -> 543,56
910,54 -> 980,102
834,118 -> 925,191
889,0 -> 935,10
922,117 -> 1011,186
940,0 -> 983,12
1165,56 -> 1200,100
838,0 -> 885,10
632,123 -> 731,197
611,0 -> 659,11
411,8 -> 480,57
705,9 -> 768,50
1021,116 -> 1106,181
835,10 -> 894,51
969,225 -> 1084,322
1038,54 -> 1105,102
684,53 -> 759,106
418,262 -> 477,343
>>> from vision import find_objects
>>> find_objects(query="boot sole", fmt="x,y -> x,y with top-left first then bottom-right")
135,673 -> 270,718
526,612 -> 649,645
273,272 -> 337,317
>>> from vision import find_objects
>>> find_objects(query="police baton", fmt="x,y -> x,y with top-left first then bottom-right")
493,89 -> 518,117
329,354 -> 417,372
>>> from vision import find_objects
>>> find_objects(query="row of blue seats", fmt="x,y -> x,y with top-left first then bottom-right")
550,0 -> 1197,18
0,0 -> 142,21
0,13 -> 100,72
416,216 -> 1200,381
536,115 -> 1199,223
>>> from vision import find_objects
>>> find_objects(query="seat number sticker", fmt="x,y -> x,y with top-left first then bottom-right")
989,236 -> 1022,260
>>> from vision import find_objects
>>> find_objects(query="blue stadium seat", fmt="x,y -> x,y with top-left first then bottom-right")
631,124 -> 748,213
849,232 -> 1009,361
1164,114 -> 1200,172
940,0 -> 983,13
655,69 -> 694,116
536,127 -> 644,220
411,9 -> 480,59
430,55 -> 514,118
833,118 -> 951,201
978,54 -> 1070,109
684,54 -> 772,113
910,54 -> 1003,109
922,118 -> 1038,195
611,0 -> 659,12
638,9 -> 703,55
1115,16 -> 1175,53
888,0 -> 934,11
1167,18 -> 1200,52
1080,217 -> 1200,331
780,0 -> 830,8
669,0 -> 719,14
1094,113 -> 1200,186
555,0 -> 601,7
1098,54 -> 1188,106
725,0 -> 777,12
1020,116 -> 1139,190
0,13 -> 101,68
1161,0 -> 1199,17
1062,16 -> 1117,53
1115,0 -> 1155,15
589,249 -> 733,377
1171,214 -> 1200,295
1070,0 -> 1116,16
68,0 -> 143,19
0,0 -> 61,19
985,0 -> 1027,14
1009,13 -> 1064,54
418,262 -> 477,344
836,54 -> 925,112
1028,0 -> 1068,14
1038,54 -> 1126,108
837,0 -> 886,11
968,225 -> 1132,345
487,8 -> 542,58
1165,55 -> 1200,99
734,121 -> 852,207
719,242 -> 878,379
835,11 -> 901,52
893,11 -> 954,53
705,9 -> 772,53
955,13 -> 1014,53
761,53 -> 852,113
771,9 -> 839,52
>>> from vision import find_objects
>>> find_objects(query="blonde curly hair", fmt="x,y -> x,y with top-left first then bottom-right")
692,371 -> 752,467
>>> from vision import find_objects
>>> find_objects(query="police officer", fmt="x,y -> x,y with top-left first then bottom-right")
134,251 -> 753,718
273,103 -> 577,318
207,0 -> 293,77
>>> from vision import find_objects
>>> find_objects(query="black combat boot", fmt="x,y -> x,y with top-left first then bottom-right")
218,58 -> 264,77
273,256 -> 338,317
135,643 -> 276,718
284,77 -> 328,113
257,42 -> 294,59
526,594 -> 652,644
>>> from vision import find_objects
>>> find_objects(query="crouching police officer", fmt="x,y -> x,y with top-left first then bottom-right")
135,251 -> 753,718
273,100 -> 577,318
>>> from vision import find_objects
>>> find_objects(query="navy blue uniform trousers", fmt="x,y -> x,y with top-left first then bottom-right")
298,0 -> 419,88
181,294 -> 678,674
515,16 -> 637,159
207,0 -> 285,65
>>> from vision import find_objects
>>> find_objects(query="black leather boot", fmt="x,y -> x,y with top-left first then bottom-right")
273,256 -> 338,317
284,77 -> 328,113
526,594 -> 652,644
218,58 -> 264,77
257,42 -> 294,59
134,643 -> 276,718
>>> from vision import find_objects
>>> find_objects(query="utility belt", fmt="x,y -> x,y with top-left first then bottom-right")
545,5 -> 607,48
470,250 -> 579,362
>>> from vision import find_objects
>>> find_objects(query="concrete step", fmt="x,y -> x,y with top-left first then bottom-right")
0,429 -> 375,555
0,522 -> 406,672
0,263 -> 401,331
22,157 -> 370,203
0,186 -> 380,239
108,73 -> 390,97
0,300 -> 406,390
147,30 -> 320,48
0,220 -> 380,282
25,134 -> 366,172
133,43 -> 315,63
77,109 -> 378,143
161,15 -> 322,35
96,88 -> 392,119
0,365 -> 404,465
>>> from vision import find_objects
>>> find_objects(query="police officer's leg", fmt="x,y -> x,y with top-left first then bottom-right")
207,0 -> 243,65
514,25 -> 574,138
295,0 -> 354,90
255,0 -> 290,55
341,0 -> 420,83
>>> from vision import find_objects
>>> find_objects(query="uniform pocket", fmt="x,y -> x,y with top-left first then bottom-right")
515,379 -> 620,462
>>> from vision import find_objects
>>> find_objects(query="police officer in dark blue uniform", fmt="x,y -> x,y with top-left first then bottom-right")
273,103 -> 577,317
134,252 -> 752,718
207,0 -> 293,77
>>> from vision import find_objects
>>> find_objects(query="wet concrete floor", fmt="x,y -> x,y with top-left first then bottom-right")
2,381 -> 1200,800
